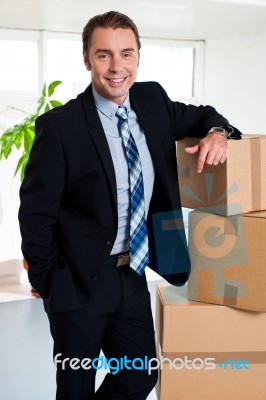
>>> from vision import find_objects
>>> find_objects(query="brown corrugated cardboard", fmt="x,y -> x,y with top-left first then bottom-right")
176,134 -> 266,215
156,283 -> 266,400
187,210 -> 266,312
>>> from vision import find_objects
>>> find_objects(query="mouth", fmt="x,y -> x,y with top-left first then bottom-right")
106,77 -> 127,86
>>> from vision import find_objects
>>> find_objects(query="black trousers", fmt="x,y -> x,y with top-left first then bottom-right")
44,257 -> 158,400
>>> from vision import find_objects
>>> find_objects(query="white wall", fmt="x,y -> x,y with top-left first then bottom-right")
204,32 -> 266,134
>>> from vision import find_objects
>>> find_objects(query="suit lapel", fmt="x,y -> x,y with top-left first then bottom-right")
80,85 -> 117,207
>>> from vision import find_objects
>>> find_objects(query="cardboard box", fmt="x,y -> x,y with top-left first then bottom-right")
187,210 -> 266,312
156,283 -> 266,400
176,134 -> 266,215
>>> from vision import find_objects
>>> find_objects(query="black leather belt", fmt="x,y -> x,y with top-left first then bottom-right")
108,252 -> 130,267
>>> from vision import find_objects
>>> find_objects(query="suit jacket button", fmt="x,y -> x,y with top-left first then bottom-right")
106,241 -> 112,245
91,274 -> 98,281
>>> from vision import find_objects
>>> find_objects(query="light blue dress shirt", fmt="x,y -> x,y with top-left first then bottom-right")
93,89 -> 155,255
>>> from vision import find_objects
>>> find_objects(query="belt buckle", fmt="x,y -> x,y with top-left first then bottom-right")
116,253 -> 129,267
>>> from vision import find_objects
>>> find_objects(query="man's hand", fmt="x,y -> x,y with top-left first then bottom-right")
184,132 -> 228,173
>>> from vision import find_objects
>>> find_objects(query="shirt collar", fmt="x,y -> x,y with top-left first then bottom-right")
92,88 -> 131,120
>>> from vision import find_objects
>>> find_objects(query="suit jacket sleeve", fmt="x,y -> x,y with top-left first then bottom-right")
18,114 -> 65,298
155,82 -> 242,140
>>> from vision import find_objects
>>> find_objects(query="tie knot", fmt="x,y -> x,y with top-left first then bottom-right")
116,105 -> 128,121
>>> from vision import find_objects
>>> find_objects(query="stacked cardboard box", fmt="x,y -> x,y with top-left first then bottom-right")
154,135 -> 266,399
176,134 -> 266,311
187,210 -> 266,312
176,135 -> 266,216
155,284 -> 266,400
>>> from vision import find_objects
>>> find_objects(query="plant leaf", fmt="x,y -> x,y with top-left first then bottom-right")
20,155 -> 29,182
14,132 -> 23,149
50,100 -> 63,108
36,96 -> 45,114
3,142 -> 12,159
42,83 -> 47,97
45,103 -> 51,113
14,153 -> 28,179
48,80 -> 62,97
0,80 -> 63,180
23,126 -> 35,153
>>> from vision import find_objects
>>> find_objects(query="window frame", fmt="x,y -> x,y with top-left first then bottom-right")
140,37 -> 205,105
0,28 -> 41,96
0,29 -> 205,105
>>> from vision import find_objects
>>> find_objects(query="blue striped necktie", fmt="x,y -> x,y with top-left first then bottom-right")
116,105 -> 149,275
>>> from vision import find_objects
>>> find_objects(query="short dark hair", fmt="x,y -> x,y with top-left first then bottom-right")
82,11 -> 141,53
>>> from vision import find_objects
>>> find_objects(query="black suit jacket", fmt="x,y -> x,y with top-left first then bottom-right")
19,82 -> 238,311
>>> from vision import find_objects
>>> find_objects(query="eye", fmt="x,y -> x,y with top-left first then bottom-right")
123,52 -> 132,58
97,53 -> 110,60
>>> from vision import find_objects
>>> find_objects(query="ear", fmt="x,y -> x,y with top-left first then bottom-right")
83,52 -> 91,71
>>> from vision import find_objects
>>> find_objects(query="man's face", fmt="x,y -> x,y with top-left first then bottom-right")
84,27 -> 139,105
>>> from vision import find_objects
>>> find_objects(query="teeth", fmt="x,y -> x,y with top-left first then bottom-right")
110,78 -> 124,83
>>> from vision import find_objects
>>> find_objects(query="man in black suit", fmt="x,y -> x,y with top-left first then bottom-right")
19,11 -> 241,400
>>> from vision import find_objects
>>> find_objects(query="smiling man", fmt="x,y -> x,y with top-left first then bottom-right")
19,11 -> 241,400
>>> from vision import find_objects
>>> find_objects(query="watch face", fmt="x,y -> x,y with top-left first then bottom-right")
208,127 -> 228,137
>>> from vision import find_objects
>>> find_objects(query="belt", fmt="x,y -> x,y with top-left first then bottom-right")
108,252 -> 130,267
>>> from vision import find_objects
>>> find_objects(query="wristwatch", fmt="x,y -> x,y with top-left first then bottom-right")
207,127 -> 229,138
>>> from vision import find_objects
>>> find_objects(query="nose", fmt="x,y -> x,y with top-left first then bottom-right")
109,55 -> 123,73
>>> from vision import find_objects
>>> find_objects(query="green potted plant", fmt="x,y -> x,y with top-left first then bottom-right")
0,80 -> 63,181
0,80 -> 63,296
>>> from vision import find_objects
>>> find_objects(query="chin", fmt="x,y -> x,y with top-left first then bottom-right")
108,90 -> 127,101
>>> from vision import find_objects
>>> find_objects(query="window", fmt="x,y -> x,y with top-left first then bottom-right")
0,29 -> 39,93
138,38 -> 204,104
45,32 -> 89,101
0,30 -> 204,104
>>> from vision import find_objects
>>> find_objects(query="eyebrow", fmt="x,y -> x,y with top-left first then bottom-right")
94,48 -> 136,54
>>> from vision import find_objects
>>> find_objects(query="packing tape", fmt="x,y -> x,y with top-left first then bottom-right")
250,137 -> 261,211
